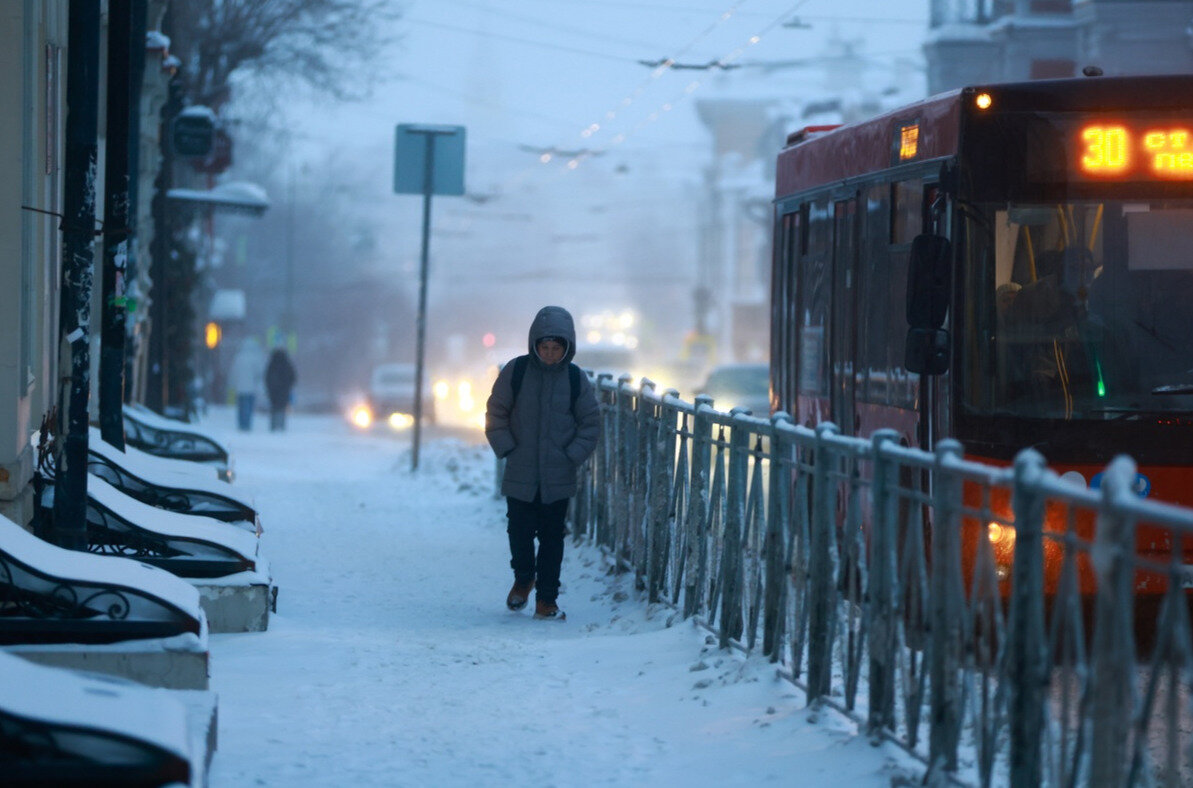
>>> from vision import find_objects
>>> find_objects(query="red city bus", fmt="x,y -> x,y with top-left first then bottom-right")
771,75 -> 1193,602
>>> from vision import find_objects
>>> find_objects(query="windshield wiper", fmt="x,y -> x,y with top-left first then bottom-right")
1088,407 -> 1193,421
1151,384 -> 1193,395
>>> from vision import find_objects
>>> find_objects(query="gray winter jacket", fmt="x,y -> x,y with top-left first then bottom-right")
485,306 -> 601,504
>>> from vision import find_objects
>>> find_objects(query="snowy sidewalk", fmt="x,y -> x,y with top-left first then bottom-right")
201,408 -> 918,786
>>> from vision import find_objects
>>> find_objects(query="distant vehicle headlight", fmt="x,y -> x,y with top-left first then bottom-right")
350,404 -> 373,429
388,412 -> 415,430
458,380 -> 475,412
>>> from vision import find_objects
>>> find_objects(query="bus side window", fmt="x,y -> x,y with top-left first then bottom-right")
798,200 -> 831,399
773,210 -> 801,413
860,184 -> 891,405
905,233 -> 952,375
891,179 -> 922,245
858,182 -> 918,408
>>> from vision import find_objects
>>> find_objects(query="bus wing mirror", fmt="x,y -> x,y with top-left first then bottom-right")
905,327 -> 949,375
906,233 -> 952,328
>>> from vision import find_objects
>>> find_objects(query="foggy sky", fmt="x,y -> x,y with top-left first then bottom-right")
222,0 -> 929,390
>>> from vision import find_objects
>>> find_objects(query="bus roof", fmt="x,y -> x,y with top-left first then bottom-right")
775,89 -> 962,198
775,74 -> 1193,201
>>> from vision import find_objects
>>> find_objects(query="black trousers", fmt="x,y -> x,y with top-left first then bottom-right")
506,493 -> 569,603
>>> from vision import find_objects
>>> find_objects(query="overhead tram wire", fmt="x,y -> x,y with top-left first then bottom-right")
429,0 -> 667,53
393,1 -> 771,199
396,1 -> 813,209
398,16 -> 639,64
497,0 -> 815,195
568,0 -> 753,145
475,0 -> 763,199
552,0 -> 813,175
525,0 -> 924,26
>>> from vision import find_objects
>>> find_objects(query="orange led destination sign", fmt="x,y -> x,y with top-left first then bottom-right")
1079,123 -> 1193,179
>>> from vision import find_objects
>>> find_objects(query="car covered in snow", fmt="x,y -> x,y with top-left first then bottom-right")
695,362 -> 771,417
366,362 -> 434,426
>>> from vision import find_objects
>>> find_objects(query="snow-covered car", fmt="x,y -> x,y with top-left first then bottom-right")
368,362 -> 434,425
695,363 -> 771,416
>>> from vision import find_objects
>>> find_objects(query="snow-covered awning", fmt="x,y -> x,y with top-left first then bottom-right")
167,181 -> 270,216
146,30 -> 170,51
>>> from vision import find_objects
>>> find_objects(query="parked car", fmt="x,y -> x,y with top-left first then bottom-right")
696,362 -> 771,416
368,362 -> 435,425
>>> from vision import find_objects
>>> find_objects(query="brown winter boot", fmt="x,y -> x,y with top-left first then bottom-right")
533,599 -> 566,621
506,579 -> 534,611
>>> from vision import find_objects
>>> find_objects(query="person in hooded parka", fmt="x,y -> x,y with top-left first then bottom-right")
484,305 -> 601,621
264,346 -> 297,431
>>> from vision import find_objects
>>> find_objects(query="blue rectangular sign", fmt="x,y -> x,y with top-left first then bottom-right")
393,124 -> 466,196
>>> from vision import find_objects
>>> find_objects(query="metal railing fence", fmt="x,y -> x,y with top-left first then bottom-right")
566,373 -> 1193,788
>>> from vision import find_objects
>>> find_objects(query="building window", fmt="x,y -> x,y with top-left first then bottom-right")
891,179 -> 921,245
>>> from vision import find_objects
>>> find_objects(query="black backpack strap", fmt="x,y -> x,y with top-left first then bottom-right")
568,362 -> 581,413
510,355 -> 581,414
510,355 -> 529,405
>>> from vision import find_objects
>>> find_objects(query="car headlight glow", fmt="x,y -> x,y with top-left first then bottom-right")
350,404 -> 373,429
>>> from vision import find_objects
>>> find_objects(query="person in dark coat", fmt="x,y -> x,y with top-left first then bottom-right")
485,305 -> 601,621
264,347 -> 297,431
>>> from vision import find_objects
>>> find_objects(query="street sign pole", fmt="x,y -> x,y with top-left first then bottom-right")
411,133 -> 435,472
394,124 -> 465,472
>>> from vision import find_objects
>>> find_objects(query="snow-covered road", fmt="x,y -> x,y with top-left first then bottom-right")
200,407 -> 918,786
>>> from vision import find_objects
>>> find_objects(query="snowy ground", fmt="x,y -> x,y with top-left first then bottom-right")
200,406 -> 921,787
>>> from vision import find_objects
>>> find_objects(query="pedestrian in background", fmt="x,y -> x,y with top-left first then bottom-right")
485,305 -> 601,621
265,346 -> 297,431
228,337 -> 265,431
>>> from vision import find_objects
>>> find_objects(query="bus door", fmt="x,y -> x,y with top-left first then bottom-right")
830,196 -> 859,435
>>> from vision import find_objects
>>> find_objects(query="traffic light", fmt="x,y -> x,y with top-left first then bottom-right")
205,322 -> 221,349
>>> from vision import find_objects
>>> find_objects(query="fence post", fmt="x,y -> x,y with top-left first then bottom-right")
1007,448 -> 1048,788
613,375 -> 634,560
719,411 -> 750,647
646,389 -> 671,603
867,429 -> 900,735
928,439 -> 965,777
763,414 -> 794,659
670,404 -> 691,606
631,377 -> 650,581
684,395 -> 714,619
1088,455 -> 1138,787
596,374 -> 615,545
806,422 -> 840,701
571,378 -> 600,540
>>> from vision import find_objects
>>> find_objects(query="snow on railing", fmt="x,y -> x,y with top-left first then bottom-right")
0,650 -> 192,782
122,404 -> 232,480
82,477 -> 260,579
0,514 -> 204,642
572,372 -> 1193,788
88,427 -> 259,531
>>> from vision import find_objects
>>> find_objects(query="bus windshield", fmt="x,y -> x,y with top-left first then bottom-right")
963,199 -> 1193,419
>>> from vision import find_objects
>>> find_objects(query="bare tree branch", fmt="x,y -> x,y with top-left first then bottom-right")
167,0 -> 402,110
